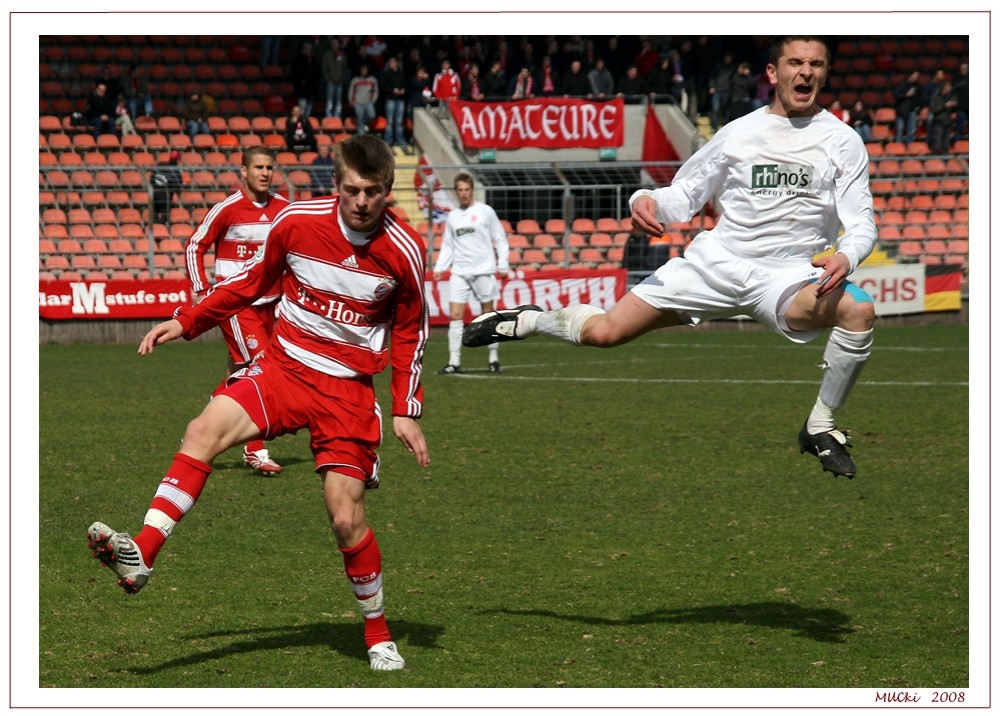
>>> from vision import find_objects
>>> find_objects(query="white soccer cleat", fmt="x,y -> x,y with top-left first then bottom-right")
367,641 -> 405,671
87,521 -> 152,594
243,447 -> 283,475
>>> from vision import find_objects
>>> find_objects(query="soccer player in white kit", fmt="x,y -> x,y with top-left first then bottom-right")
433,172 -> 512,374
464,36 -> 877,478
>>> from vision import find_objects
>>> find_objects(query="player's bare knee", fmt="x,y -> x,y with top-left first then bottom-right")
838,298 -> 875,332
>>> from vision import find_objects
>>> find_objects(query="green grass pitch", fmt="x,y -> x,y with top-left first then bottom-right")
34,323 -> 972,703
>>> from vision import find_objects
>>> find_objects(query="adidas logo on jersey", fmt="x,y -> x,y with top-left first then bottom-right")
259,213 -> 269,221
342,255 -> 359,268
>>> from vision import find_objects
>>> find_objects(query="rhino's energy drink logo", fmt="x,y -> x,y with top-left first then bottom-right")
751,163 -> 812,195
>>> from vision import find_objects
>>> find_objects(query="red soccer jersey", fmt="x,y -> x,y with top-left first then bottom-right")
174,197 -> 428,418
185,188 -> 290,304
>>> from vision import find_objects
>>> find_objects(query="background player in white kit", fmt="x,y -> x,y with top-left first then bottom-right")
464,36 -> 877,478
433,172 -> 512,374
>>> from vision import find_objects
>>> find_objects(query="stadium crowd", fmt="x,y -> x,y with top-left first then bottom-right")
45,35 -> 969,151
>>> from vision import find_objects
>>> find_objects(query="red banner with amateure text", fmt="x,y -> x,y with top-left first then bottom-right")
448,98 -> 626,150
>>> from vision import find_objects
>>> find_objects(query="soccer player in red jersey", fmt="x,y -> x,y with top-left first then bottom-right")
89,135 -> 430,671
185,146 -> 290,474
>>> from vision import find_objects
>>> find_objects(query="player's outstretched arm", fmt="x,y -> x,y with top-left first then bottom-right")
138,318 -> 184,356
392,416 -> 430,468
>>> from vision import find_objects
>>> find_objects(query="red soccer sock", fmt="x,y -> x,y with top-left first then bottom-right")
132,452 -> 211,565
245,439 -> 266,453
340,528 -> 392,648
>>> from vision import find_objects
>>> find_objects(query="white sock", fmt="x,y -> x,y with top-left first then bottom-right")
806,397 -> 836,435
808,327 -> 873,432
447,320 -> 463,366
519,305 -> 605,344
488,343 -> 499,363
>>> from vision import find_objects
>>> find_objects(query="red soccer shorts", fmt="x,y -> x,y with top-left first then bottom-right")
219,303 -> 277,365
222,351 -> 383,487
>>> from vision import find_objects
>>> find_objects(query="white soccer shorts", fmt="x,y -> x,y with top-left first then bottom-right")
448,273 -> 500,306
630,236 -> 854,344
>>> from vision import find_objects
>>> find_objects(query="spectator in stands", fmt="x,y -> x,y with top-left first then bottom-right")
348,63 -> 379,135
921,69 -> 947,140
927,79 -> 957,155
432,171 -> 512,376
707,51 -> 736,130
617,64 -> 647,104
752,67 -> 773,110
462,62 -> 486,102
483,59 -> 508,101
432,58 -> 462,108
359,35 -> 388,73
633,38 -> 660,79
508,66 -> 535,100
322,37 -> 349,120
182,91 -> 211,140
534,55 -> 560,97
259,35 -> 282,69
463,36 -> 877,481
123,62 -> 153,120
291,41 -> 322,118
85,81 -> 116,139
381,55 -> 409,146
409,64 -> 433,113
588,58 -> 615,101
647,50 -> 685,105
848,99 -> 875,143
828,99 -> 851,123
310,143 -> 336,195
951,62 -> 968,145
892,70 -> 923,145
726,61 -> 755,122
561,59 -> 592,99
114,93 -> 136,136
182,145 -> 290,475
284,104 -> 318,152
149,150 -> 183,225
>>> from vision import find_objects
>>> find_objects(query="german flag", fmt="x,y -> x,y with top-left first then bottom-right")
924,264 -> 964,311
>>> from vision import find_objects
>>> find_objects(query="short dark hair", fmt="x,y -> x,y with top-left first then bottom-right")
334,134 -> 395,189
454,171 -> 474,189
241,145 -> 274,169
768,36 -> 832,66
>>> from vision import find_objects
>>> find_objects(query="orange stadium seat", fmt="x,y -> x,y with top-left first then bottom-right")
516,219 -> 541,236
67,207 -> 91,224
544,218 -> 566,235
507,234 -> 531,250
41,207 -> 68,224
533,233 -> 559,251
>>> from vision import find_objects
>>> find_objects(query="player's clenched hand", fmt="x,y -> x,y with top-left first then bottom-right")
138,319 -> 184,355
812,252 -> 852,297
393,416 -> 430,468
630,194 -> 665,236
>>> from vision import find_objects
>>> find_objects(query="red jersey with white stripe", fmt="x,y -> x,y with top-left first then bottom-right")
185,188 -> 290,304
173,197 -> 428,418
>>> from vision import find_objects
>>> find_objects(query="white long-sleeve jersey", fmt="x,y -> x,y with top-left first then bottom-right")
433,201 -> 510,276
631,107 -> 877,272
